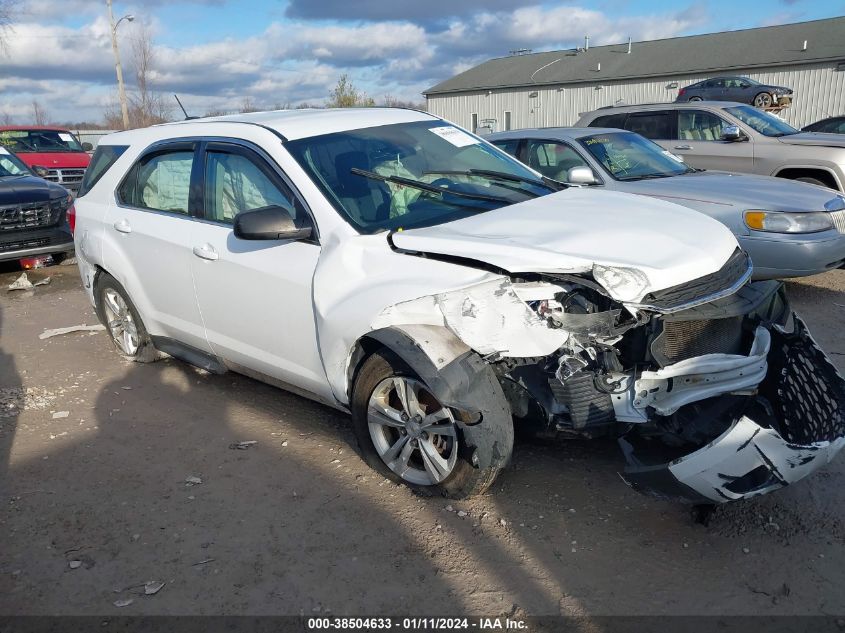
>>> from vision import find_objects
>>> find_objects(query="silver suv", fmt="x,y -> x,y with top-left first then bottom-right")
575,101 -> 845,191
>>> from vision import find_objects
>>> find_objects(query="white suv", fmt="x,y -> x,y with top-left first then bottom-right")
73,108 -> 845,504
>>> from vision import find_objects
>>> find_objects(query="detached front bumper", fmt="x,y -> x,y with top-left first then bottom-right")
620,315 -> 845,503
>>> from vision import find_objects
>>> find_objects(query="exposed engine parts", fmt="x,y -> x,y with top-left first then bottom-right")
493,275 -> 844,503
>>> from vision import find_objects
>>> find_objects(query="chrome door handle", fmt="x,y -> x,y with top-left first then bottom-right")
113,219 -> 132,234
192,244 -> 218,261
674,145 -> 692,150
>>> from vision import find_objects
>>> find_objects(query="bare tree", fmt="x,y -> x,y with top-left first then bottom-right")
0,0 -> 14,55
129,22 -> 170,127
32,100 -> 48,126
327,74 -> 375,108
240,96 -> 260,113
0,111 -> 13,125
382,94 -> 426,110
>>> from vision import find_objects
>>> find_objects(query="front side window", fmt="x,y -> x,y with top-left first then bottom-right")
285,120 -> 555,233
204,150 -> 296,224
580,131 -> 692,181
525,140 -> 589,179
724,105 -> 799,137
0,129 -> 84,153
679,110 -> 728,141
121,150 -> 194,214
624,112 -> 674,139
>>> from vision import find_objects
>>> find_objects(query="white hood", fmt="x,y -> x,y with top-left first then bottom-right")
391,188 -> 740,299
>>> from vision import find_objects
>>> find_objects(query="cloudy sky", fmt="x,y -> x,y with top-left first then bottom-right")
0,0 -> 842,125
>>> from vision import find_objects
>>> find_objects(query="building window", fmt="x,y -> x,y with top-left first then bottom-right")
504,111 -> 512,131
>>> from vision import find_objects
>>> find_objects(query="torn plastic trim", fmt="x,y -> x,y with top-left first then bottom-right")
624,415 -> 845,504
361,325 -> 514,473
634,326 -> 770,415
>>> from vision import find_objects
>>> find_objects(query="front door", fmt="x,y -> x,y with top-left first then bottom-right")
189,141 -> 328,398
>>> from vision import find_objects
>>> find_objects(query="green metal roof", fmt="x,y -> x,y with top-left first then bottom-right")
425,17 -> 845,96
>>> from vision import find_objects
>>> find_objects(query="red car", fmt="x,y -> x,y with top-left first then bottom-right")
0,126 -> 92,193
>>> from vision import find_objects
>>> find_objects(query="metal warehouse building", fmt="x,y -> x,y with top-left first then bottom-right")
424,17 -> 845,133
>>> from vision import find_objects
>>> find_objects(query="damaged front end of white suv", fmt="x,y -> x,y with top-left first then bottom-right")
359,235 -> 845,505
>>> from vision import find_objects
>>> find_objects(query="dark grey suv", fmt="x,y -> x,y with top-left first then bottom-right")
677,76 -> 793,109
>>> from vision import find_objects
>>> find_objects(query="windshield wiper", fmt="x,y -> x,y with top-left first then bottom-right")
350,168 -> 513,204
423,168 -> 563,193
618,173 -> 675,181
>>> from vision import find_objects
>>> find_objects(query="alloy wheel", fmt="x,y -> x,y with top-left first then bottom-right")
367,376 -> 459,486
102,288 -> 140,356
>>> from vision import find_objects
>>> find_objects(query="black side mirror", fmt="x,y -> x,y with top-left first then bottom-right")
82,142 -> 94,152
32,165 -> 50,178
233,205 -> 312,241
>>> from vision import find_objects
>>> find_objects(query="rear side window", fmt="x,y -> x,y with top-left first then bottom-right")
624,112 -> 674,139
78,145 -> 128,197
491,139 -> 520,157
119,149 -> 194,215
590,113 -> 627,129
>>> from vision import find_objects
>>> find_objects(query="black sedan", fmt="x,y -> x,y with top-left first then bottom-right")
0,147 -> 75,263
802,116 -> 845,134
676,76 -> 793,109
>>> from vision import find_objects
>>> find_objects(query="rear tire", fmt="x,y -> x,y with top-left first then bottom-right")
688,96 -> 702,102
350,350 -> 507,498
94,273 -> 158,363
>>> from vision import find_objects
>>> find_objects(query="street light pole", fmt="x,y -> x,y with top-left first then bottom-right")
107,0 -> 133,130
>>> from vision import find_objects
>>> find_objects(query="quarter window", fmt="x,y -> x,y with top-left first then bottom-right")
204,150 -> 296,224
121,150 -> 194,214
678,110 -> 728,141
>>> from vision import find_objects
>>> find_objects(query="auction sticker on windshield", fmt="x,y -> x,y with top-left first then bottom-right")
429,126 -> 478,147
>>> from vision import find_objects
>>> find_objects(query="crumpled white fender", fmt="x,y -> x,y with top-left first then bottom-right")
372,278 -> 570,358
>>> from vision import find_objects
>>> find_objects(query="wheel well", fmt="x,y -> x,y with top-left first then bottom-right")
775,168 -> 839,191
346,335 -> 387,401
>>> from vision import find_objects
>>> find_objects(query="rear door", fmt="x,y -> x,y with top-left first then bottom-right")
622,110 -> 676,143
188,140 -> 327,397
102,141 -> 211,352
675,109 -> 754,171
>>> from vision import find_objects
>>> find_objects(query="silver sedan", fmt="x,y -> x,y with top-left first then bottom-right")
488,127 -> 845,280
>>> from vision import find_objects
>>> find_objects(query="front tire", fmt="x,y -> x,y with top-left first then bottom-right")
350,350 -> 507,498
94,273 -> 158,363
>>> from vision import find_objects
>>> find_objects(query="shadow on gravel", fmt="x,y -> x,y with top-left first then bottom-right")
0,306 -> 22,494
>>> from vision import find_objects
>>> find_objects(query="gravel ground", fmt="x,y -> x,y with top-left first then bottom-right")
0,264 -> 844,617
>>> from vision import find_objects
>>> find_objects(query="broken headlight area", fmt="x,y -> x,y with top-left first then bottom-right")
496,279 -> 845,502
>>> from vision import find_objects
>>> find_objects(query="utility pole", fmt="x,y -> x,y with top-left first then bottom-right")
107,0 -> 133,130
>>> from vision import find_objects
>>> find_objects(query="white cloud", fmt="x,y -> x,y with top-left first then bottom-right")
0,3 -> 712,123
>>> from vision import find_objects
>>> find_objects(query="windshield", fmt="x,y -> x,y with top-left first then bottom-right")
579,131 -> 692,181
0,151 -> 32,177
724,105 -> 798,137
285,120 -> 555,233
0,129 -> 85,153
